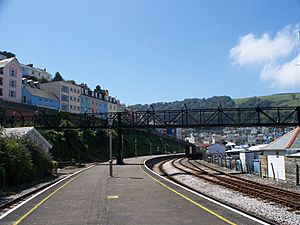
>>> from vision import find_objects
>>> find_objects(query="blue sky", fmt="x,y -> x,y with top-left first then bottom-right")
1,0 -> 300,105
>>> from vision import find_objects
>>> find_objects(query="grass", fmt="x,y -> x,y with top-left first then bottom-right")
234,93 -> 300,107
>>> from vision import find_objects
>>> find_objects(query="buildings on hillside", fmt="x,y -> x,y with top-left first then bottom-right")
22,79 -> 59,110
0,51 -> 124,115
21,63 -> 52,81
0,57 -> 22,103
41,81 -> 82,113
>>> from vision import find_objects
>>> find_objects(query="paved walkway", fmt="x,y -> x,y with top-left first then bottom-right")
1,156 -> 265,225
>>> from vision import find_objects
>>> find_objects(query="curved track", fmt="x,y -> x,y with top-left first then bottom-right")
155,157 -> 300,212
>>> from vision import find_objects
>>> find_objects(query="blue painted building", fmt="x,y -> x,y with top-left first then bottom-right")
22,79 -> 59,110
97,96 -> 108,115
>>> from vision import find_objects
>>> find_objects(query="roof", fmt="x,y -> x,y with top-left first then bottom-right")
248,144 -> 268,151
286,152 -> 300,157
0,57 -> 15,68
3,127 -> 52,152
226,148 -> 246,153
23,81 -> 58,101
263,127 -> 300,151
20,63 -> 51,75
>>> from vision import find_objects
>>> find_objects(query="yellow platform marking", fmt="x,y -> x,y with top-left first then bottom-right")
13,175 -> 81,225
107,195 -> 119,199
139,164 -> 236,225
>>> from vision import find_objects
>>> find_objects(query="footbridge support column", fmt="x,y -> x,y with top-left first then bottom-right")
116,113 -> 124,165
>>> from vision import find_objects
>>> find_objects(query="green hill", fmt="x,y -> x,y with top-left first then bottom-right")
234,93 -> 300,107
129,93 -> 300,111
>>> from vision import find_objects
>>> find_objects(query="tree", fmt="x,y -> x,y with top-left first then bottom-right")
95,85 -> 101,92
38,77 -> 49,83
52,72 -> 64,82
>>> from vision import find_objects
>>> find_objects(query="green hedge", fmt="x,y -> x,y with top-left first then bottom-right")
0,137 -> 53,189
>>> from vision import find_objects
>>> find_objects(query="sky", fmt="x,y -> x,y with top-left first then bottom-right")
0,0 -> 300,105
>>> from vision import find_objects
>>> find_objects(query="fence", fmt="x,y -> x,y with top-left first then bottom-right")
204,155 -> 260,174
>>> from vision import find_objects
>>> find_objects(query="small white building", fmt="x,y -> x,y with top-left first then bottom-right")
3,127 -> 52,153
261,127 -> 300,180
185,133 -> 195,144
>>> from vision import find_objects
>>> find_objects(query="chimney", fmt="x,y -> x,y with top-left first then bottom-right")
27,63 -> 33,68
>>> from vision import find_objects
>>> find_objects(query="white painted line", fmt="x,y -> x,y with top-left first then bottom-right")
143,158 -> 271,225
0,165 -> 95,220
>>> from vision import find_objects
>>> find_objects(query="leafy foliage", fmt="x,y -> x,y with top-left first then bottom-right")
129,96 -> 236,111
52,72 -> 64,82
0,135 -> 53,189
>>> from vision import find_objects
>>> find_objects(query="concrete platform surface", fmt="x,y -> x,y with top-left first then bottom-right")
0,155 -> 266,225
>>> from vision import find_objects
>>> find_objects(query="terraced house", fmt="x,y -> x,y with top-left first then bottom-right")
22,79 -> 59,110
0,57 -> 22,103
41,80 -> 81,113
21,63 -> 52,81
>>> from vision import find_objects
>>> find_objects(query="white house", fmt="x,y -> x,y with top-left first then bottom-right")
3,127 -> 52,153
261,127 -> 300,180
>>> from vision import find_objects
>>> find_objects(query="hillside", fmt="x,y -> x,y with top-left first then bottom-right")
234,93 -> 300,107
129,93 -> 300,111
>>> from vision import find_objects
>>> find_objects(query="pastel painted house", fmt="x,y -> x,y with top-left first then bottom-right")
0,57 -> 22,103
21,63 -> 52,81
22,79 -> 59,110
80,84 -> 91,113
41,81 -> 81,113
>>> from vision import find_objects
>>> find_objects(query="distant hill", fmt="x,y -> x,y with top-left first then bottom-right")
234,93 -> 300,107
129,93 -> 300,111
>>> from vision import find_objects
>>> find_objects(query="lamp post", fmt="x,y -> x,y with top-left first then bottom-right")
135,139 -> 137,158
108,115 -> 114,177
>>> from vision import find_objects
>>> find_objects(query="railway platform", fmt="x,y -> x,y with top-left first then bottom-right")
1,155 -> 268,225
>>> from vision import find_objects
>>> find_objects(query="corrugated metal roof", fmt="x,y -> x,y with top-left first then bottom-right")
263,127 -> 300,150
3,127 -> 52,151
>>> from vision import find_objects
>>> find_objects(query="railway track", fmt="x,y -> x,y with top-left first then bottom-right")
156,157 -> 300,212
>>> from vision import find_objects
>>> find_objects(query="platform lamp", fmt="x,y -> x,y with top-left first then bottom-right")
108,114 -> 114,177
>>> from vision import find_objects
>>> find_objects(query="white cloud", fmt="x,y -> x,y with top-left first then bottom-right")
230,25 -> 298,66
260,55 -> 300,89
230,24 -> 300,89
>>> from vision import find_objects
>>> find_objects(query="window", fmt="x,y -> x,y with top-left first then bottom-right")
70,96 -> 73,101
61,85 -> 69,93
10,69 -> 16,77
9,90 -> 16,98
61,104 -> 69,111
61,94 -> 69,102
77,106 -> 80,111
0,88 -> 2,96
9,80 -> 16,88
77,98 -> 80,102
0,68 -> 3,74
0,77 -> 3,85
70,105 -> 73,109
70,87 -> 73,92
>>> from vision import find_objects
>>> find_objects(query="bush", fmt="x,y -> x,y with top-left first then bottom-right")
0,135 -> 53,189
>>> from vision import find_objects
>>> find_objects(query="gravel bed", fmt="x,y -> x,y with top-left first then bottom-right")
0,163 -> 94,216
198,160 -> 300,193
162,160 -> 300,225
